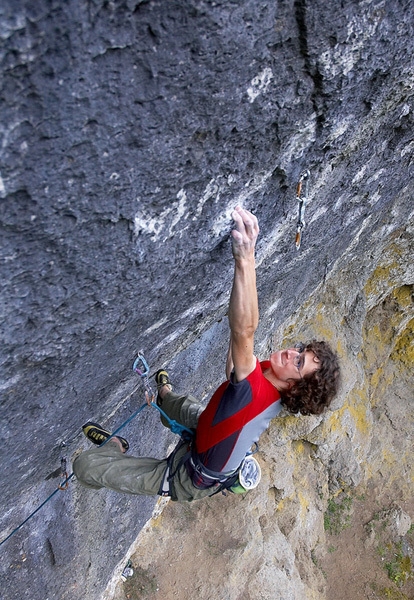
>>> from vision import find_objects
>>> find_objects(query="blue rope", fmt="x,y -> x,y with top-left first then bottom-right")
105,402 -> 148,444
0,476 -> 75,548
133,353 -> 194,438
0,402 -> 149,548
149,402 -> 194,438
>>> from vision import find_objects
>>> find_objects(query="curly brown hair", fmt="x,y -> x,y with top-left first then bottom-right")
280,340 -> 341,415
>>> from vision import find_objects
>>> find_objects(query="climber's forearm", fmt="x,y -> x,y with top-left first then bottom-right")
228,256 -> 259,338
226,207 -> 259,381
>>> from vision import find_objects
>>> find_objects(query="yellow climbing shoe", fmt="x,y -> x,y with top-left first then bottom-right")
82,421 -> 129,452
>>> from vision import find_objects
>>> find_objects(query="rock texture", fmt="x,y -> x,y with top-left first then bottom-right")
0,1 -> 413,599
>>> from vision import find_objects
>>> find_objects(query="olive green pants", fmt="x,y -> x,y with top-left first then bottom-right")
73,391 -> 216,502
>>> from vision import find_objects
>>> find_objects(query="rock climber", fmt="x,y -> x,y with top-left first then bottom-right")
73,206 -> 340,501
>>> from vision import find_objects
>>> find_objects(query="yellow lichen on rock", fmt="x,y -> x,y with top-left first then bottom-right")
363,236 -> 408,304
390,317 -> 414,370
345,391 -> 372,437
364,260 -> 400,302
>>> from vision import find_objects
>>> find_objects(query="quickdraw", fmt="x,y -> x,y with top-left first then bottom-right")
295,169 -> 310,250
58,444 -> 69,491
133,352 -> 194,438
132,352 -> 154,402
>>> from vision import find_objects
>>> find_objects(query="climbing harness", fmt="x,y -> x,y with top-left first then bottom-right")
157,437 -> 191,499
190,445 -> 261,497
295,169 -> 310,250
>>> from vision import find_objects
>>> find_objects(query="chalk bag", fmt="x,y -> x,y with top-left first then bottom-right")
230,456 -> 262,494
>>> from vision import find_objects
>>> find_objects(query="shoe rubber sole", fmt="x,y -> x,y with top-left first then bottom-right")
154,369 -> 171,388
82,421 -> 129,452
154,369 -> 173,407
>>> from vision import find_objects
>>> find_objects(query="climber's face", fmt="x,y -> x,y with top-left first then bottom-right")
269,345 -> 320,391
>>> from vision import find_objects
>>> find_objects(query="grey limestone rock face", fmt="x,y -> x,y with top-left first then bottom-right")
1,1 -> 413,599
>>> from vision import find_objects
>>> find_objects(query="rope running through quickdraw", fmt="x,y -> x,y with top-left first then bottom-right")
295,169 -> 310,251
0,352 -> 171,548
132,352 -> 194,439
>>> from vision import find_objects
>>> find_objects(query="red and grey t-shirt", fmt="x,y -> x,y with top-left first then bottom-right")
194,359 -> 282,479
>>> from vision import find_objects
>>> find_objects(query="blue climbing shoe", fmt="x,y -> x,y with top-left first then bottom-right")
82,421 -> 129,452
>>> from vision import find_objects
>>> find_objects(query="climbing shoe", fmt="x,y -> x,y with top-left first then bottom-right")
82,421 -> 129,452
154,369 -> 172,406
154,369 -> 172,389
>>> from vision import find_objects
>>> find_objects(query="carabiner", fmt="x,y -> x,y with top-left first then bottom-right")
295,170 -> 310,250
58,456 -> 69,491
133,352 -> 155,403
133,352 -> 150,378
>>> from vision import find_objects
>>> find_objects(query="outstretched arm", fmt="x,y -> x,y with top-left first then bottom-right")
225,337 -> 234,380
228,206 -> 259,382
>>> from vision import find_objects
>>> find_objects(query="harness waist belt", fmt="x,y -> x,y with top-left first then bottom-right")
187,452 -> 239,489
